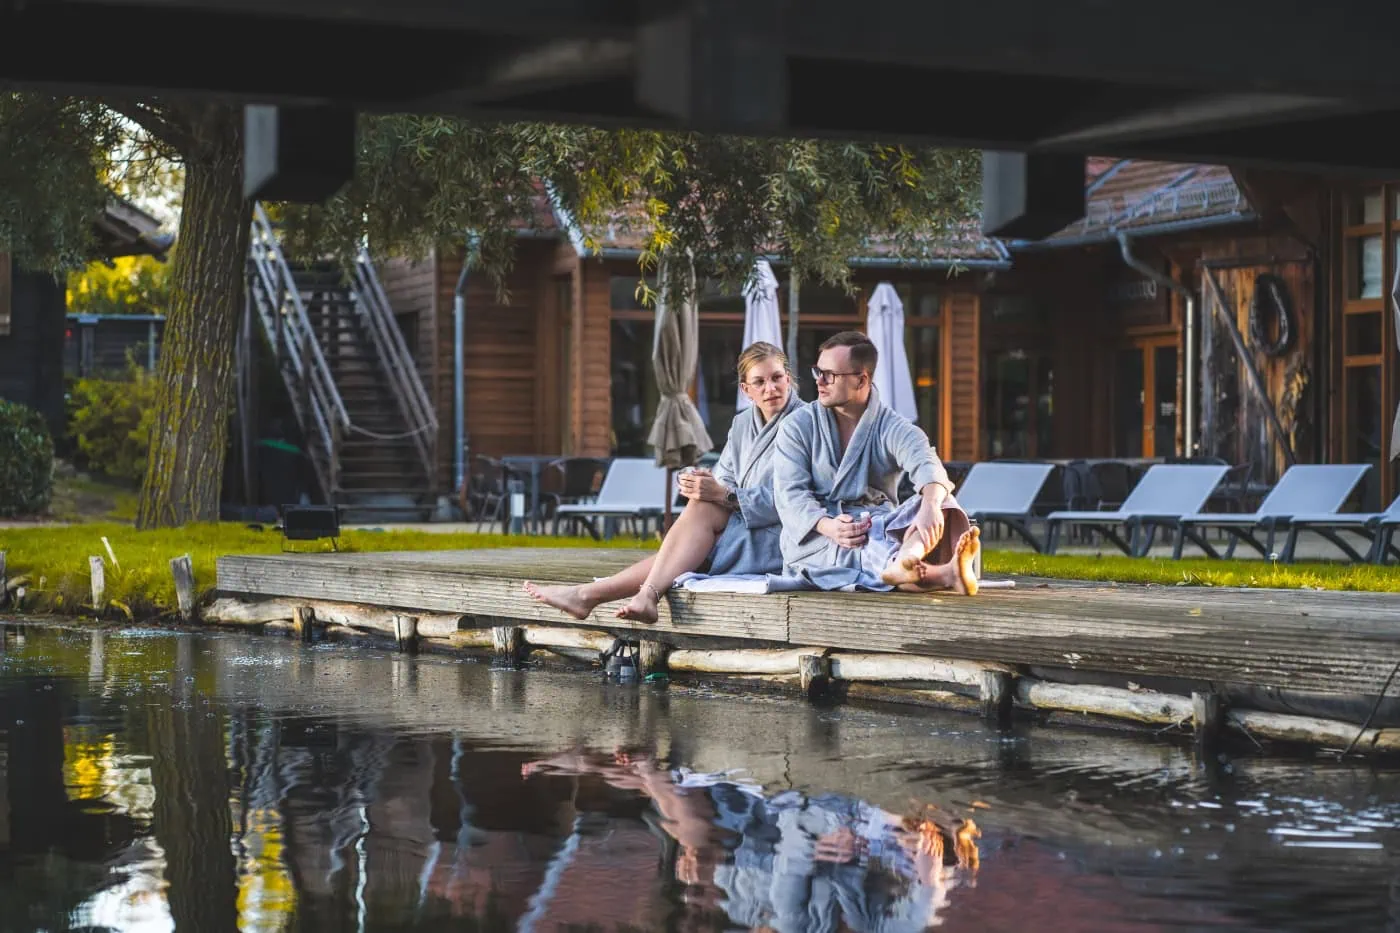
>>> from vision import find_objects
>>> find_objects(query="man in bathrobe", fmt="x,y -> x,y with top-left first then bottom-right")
773,330 -> 980,593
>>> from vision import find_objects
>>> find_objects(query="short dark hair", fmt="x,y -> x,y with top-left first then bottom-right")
818,330 -> 877,376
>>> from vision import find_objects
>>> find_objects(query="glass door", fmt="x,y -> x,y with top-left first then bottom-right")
1115,338 -> 1179,459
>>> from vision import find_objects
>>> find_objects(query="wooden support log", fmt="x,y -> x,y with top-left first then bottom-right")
799,654 -> 830,699
1017,679 -> 1193,726
493,625 -> 525,666
170,554 -> 196,621
393,614 -> 419,652
828,653 -> 1010,686
668,647 -> 816,675
89,555 -> 105,613
980,670 -> 1015,728
843,682 -> 982,713
640,640 -> 669,677
447,629 -> 496,650
523,626 -> 616,653
0,551 -> 6,608
292,605 -> 315,642
202,597 -> 465,637
1230,709 -> 1400,753
538,645 -> 605,665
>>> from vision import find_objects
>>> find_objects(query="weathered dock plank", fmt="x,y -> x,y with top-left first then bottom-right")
216,548 -> 1400,697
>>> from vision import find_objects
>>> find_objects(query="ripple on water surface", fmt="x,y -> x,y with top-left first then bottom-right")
2,620 -> 1399,932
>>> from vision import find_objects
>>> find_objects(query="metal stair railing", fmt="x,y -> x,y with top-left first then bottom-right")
350,248 -> 439,485
247,203 -> 351,504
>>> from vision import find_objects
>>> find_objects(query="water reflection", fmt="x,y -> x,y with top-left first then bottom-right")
5,621 -> 1400,931
520,748 -> 979,932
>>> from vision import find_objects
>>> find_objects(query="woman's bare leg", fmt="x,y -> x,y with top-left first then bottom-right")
617,500 -> 732,623
525,556 -> 657,621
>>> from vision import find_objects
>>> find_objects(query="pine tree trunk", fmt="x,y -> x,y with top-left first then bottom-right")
137,107 -> 249,528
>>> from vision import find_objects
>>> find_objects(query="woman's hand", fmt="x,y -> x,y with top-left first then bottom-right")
678,469 -> 731,505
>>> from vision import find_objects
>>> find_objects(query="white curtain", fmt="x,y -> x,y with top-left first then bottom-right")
865,282 -> 918,422
737,259 -> 784,411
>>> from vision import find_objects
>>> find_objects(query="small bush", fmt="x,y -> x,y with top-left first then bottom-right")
67,362 -> 159,483
0,398 -> 55,516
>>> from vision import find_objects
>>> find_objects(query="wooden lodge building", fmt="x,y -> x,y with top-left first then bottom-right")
376,158 -> 1398,513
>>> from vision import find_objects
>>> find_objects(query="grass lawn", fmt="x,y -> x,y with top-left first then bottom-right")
2,522 -> 1394,620
985,550 -> 1399,593
0,522 -> 656,617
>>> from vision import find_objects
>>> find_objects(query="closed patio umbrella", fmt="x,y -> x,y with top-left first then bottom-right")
1392,263 -> 1400,462
648,255 -> 714,527
738,259 -> 784,411
865,282 -> 919,422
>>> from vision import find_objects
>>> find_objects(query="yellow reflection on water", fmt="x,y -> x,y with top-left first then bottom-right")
237,807 -> 297,932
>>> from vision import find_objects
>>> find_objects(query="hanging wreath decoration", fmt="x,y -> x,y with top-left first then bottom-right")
1249,272 -> 1295,357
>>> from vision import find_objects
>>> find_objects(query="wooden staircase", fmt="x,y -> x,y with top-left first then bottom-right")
243,204 -> 438,519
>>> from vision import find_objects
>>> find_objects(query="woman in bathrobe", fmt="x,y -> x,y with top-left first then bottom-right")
524,341 -> 802,624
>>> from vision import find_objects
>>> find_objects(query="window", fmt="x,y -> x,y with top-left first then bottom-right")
1339,185 -> 1398,510
610,319 -> 657,456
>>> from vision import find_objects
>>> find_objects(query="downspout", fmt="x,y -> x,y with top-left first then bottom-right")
453,236 -> 478,493
1117,232 -> 1197,456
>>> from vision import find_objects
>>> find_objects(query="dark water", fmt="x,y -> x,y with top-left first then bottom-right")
2,623 -> 1400,932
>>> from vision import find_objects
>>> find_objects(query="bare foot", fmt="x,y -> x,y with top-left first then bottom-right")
880,550 -> 929,587
523,581 -> 597,621
615,585 -> 660,624
952,526 -> 980,596
886,528 -> 980,595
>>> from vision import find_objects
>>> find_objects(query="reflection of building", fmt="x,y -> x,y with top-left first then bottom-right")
372,162 -> 1399,511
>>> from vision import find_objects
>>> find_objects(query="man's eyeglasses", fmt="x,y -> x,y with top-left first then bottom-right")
811,366 -> 862,385
744,372 -> 790,389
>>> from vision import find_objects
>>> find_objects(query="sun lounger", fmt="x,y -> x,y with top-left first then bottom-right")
1281,492 -> 1400,564
1162,463 -> 1372,560
1044,464 -> 1230,557
553,457 -> 670,539
954,462 -> 1056,552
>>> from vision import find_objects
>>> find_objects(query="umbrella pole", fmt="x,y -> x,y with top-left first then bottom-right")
662,468 -> 676,537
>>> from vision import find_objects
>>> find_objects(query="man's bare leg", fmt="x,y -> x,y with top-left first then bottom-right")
524,556 -> 656,620
881,506 -> 970,586
617,500 -> 732,624
890,527 -> 981,595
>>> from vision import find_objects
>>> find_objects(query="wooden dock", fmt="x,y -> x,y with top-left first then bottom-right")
215,547 -> 1400,754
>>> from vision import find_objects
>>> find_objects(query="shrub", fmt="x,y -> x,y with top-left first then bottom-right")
66,362 -> 159,483
0,398 -> 55,516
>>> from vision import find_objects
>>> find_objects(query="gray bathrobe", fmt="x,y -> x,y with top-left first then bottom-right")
773,387 -> 962,590
701,391 -> 805,576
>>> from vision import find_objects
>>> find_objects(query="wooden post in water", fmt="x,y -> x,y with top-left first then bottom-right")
393,614 -> 419,653
170,554 -> 196,621
292,605 -> 315,642
980,670 -> 1014,728
493,624 -> 525,666
799,654 -> 830,700
639,639 -> 669,677
89,555 -> 106,614
0,551 -> 6,609
1192,691 -> 1225,759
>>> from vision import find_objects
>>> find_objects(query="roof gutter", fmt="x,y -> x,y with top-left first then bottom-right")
1011,211 -> 1257,252
584,247 -> 1011,270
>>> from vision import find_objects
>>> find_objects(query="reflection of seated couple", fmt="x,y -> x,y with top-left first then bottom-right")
526,332 -> 981,624
521,747 -> 979,933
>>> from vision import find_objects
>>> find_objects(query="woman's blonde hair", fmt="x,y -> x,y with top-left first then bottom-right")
736,341 -> 795,387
